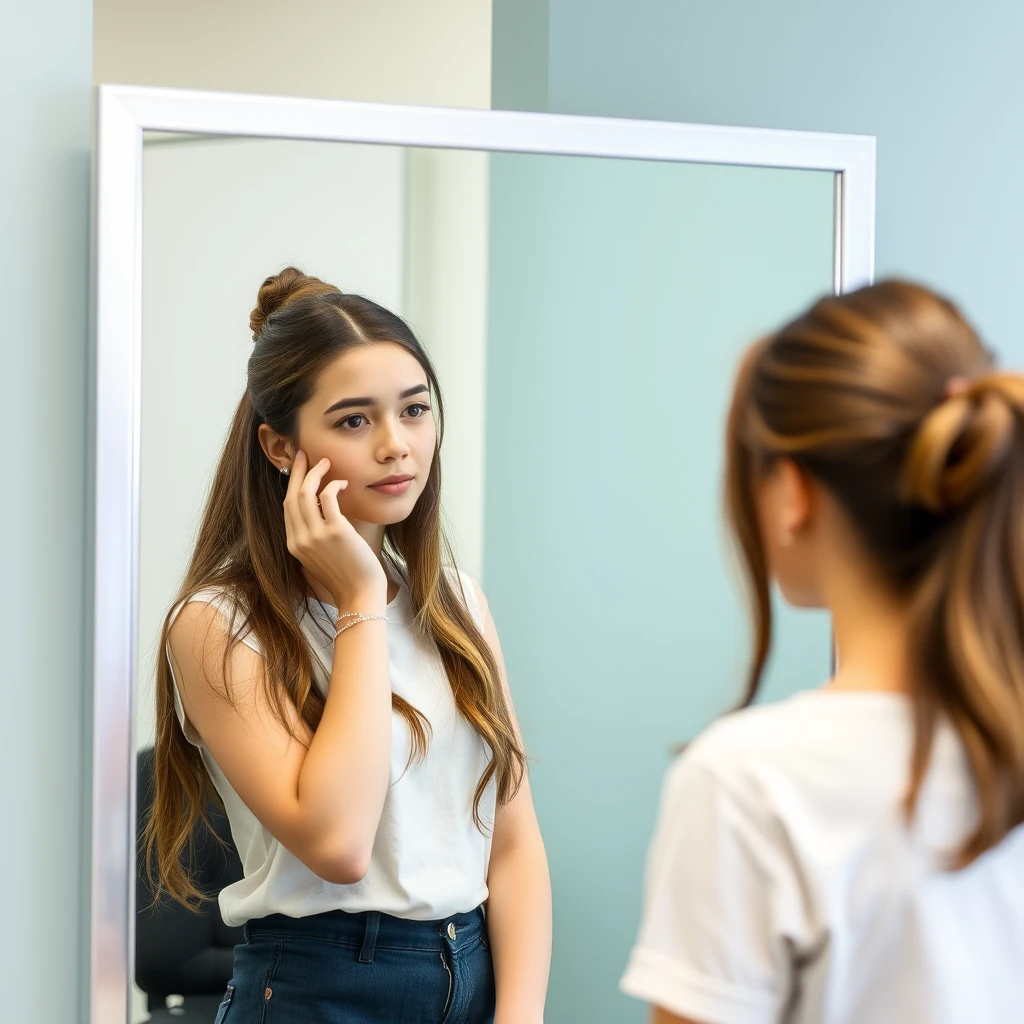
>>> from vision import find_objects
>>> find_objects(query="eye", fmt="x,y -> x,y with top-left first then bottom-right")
337,414 -> 365,429
406,403 -> 431,418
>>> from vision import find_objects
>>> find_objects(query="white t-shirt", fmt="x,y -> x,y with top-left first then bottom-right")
168,568 -> 496,927
621,690 -> 1024,1024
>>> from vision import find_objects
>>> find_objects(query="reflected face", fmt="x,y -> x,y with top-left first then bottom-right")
293,341 -> 437,526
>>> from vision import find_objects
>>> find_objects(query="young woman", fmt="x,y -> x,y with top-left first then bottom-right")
145,267 -> 552,1024
621,281 -> 1024,1024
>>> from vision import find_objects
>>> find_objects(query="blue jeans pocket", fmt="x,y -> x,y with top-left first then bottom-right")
213,984 -> 235,1024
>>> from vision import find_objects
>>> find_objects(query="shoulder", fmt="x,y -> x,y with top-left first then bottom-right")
685,697 -> 809,769
670,690 -> 914,817
646,700 -> 838,888
442,566 -> 489,631
168,588 -> 263,664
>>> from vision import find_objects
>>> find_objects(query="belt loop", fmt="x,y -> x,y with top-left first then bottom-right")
359,911 -> 381,964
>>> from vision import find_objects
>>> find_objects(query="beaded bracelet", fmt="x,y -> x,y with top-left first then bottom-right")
333,610 -> 383,628
333,613 -> 388,639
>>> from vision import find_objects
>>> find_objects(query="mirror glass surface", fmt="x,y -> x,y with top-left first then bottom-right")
135,131 -> 835,1023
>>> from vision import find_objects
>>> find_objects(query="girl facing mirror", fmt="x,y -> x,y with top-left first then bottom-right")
624,280 -> 1024,1024
143,267 -> 551,1024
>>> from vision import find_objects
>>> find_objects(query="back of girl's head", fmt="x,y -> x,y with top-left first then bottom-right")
726,279 -> 1024,864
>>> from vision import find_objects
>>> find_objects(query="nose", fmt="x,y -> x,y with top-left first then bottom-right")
376,416 -> 410,463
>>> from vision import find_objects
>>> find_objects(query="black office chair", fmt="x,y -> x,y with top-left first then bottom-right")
136,747 -> 245,1022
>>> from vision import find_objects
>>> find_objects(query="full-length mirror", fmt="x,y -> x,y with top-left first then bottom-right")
91,88 -> 874,1024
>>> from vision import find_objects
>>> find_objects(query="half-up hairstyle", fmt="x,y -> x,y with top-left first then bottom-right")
145,267 -> 526,908
726,279 -> 1024,866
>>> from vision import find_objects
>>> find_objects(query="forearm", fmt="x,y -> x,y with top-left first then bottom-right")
486,830 -> 552,1023
296,590 -> 392,863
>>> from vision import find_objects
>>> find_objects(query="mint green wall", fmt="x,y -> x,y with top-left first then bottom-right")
491,0 -> 548,112
483,153 -> 834,1023
1,1 -> 92,1020
494,0 -> 1024,357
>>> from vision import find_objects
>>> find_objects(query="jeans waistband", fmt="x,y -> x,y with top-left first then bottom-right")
243,906 -> 486,962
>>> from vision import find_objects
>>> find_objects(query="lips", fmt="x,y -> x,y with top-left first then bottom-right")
371,474 -> 414,486
368,474 -> 414,496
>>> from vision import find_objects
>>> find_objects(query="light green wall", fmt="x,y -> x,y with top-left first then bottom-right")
499,0 -> 1024,362
1,1 -> 93,1020
483,153 -> 834,1023
491,0 -> 548,111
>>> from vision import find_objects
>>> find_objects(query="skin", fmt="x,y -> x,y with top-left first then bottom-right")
649,457 -> 912,1024
171,341 -> 551,1023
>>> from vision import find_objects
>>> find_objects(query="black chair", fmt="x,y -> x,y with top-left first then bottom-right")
136,747 -> 245,1022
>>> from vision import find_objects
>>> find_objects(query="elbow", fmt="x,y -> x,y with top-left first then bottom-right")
309,838 -> 373,886
317,856 -> 370,887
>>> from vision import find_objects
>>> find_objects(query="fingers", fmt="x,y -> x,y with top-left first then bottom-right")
318,478 -> 349,527
281,449 -> 306,542
297,455 -> 331,529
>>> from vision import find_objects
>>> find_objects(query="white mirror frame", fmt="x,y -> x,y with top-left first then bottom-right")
88,83 -> 875,1024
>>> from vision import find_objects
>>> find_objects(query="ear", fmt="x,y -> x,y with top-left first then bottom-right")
776,458 -> 816,539
257,423 -> 295,473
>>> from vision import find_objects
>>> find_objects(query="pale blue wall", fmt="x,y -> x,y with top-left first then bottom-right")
483,153 -> 834,1023
1,1 -> 93,1019
495,0 -> 1024,357
492,0 -> 548,111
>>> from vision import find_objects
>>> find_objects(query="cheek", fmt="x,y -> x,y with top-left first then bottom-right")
321,447 -> 360,484
417,423 -> 438,462
754,487 -> 779,559
755,484 -> 791,584
300,428 -> 361,480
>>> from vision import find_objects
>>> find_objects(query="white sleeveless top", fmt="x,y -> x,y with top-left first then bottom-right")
168,568 -> 496,926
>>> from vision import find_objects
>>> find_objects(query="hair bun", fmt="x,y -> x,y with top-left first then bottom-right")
250,267 -> 341,340
901,374 -> 1024,514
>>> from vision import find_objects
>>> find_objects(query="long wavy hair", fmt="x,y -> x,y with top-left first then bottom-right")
726,279 -> 1024,867
145,267 -> 525,909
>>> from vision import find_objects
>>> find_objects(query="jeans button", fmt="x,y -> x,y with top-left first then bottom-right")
447,922 -> 457,940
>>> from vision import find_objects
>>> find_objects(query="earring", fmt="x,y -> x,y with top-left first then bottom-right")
280,466 -> 291,477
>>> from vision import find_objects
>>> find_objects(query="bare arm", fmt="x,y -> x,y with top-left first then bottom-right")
171,585 -> 391,884
651,1009 -> 704,1024
472,581 -> 552,1024
171,451 -> 394,884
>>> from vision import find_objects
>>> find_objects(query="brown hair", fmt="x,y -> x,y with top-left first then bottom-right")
145,267 -> 526,908
726,279 -> 1024,866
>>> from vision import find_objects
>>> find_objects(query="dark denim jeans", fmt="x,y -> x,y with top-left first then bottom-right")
214,906 -> 495,1024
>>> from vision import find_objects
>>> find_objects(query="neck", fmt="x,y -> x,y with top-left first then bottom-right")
824,568 -> 914,695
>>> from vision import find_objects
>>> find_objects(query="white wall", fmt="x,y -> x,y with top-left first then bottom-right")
405,148 -> 491,585
94,0 -> 491,109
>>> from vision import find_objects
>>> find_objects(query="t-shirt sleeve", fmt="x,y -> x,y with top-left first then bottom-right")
620,754 -> 799,1024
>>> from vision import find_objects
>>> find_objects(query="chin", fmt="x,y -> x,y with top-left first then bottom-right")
343,492 -> 420,527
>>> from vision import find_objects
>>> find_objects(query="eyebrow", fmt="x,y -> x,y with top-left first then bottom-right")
323,384 -> 429,417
